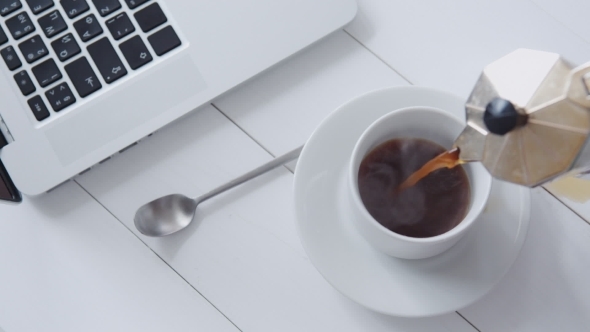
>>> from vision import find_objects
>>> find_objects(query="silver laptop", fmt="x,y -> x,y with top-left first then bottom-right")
0,0 -> 357,199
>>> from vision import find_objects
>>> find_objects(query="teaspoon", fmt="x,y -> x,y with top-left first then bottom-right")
134,146 -> 303,237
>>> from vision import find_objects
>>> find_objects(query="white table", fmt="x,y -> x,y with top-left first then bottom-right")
2,1 -> 590,331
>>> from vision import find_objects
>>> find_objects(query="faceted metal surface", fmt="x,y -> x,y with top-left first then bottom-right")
454,48 -> 590,187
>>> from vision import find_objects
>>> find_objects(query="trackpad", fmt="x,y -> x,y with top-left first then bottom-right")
45,55 -> 207,166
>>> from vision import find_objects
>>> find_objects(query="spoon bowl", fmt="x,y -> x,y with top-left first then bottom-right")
135,194 -> 198,237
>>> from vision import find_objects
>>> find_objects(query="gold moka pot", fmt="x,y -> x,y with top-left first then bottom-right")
454,48 -> 590,187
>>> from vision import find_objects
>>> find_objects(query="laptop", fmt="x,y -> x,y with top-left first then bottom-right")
0,0 -> 357,201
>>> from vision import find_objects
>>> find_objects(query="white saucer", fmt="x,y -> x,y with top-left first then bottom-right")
293,86 -> 531,317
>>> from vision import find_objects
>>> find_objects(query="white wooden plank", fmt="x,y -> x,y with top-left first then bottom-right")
204,2 -> 590,330
345,0 -> 590,99
544,177 -> 590,225
76,105 -> 477,332
0,182 -> 239,332
460,188 -> 590,331
213,30 -> 410,156
530,0 -> 590,44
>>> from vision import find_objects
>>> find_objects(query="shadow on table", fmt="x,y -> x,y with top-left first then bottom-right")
152,167 -> 287,261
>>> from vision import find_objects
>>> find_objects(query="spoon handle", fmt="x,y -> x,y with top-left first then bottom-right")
197,146 -> 304,203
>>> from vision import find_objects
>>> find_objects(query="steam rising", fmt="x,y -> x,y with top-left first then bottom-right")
358,138 -> 470,238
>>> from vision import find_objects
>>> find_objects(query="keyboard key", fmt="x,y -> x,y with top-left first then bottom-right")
38,10 -> 66,38
13,70 -> 35,95
18,35 -> 48,63
51,33 -> 80,61
0,26 -> 7,45
119,35 -> 150,69
87,37 -> 126,83
60,0 -> 88,18
5,11 -> 35,40
0,0 -> 22,17
134,2 -> 165,32
74,14 -> 102,41
0,45 -> 21,70
106,12 -> 134,40
65,56 -> 101,97
147,26 -> 180,56
32,58 -> 61,87
25,0 -> 53,14
92,0 -> 119,17
45,82 -> 75,111
124,0 -> 146,9
27,95 -> 50,120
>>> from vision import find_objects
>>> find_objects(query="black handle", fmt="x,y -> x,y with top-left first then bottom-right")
483,98 -> 525,135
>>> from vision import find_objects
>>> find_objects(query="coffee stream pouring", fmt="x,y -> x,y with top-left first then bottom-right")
453,48 -> 590,187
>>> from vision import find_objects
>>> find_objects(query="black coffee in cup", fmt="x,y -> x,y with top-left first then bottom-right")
357,138 -> 471,238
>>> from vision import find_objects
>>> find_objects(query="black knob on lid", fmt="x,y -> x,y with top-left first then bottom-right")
484,98 -> 525,135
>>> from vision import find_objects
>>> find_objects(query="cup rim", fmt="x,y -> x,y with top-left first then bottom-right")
348,106 -> 493,244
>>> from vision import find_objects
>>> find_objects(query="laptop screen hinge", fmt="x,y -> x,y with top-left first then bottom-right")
0,115 -> 14,146
0,115 -> 21,202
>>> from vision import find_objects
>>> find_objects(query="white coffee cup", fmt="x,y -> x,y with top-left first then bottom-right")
348,106 -> 492,259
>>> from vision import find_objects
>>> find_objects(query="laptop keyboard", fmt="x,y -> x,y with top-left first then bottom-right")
0,0 -> 182,121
